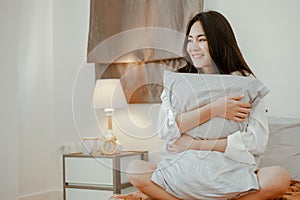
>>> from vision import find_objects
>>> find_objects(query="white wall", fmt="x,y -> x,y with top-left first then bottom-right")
0,0 -> 20,199
204,0 -> 300,118
52,0 -> 93,196
17,0 -> 56,199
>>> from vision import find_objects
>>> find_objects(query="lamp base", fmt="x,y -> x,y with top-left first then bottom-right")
105,129 -> 114,138
101,108 -> 122,154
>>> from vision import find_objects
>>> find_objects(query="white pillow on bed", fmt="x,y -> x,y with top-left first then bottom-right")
163,70 -> 270,139
260,116 -> 300,181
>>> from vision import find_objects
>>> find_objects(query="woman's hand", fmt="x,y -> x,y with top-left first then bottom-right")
168,135 -> 228,153
168,134 -> 196,153
213,95 -> 251,122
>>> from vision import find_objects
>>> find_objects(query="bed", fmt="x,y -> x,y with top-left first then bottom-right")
260,116 -> 300,200
280,180 -> 300,200
110,116 -> 300,200
111,181 -> 300,200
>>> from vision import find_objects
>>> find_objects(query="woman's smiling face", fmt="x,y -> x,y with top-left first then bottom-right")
187,21 -> 215,74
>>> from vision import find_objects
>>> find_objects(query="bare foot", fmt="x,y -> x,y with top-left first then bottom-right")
110,191 -> 155,200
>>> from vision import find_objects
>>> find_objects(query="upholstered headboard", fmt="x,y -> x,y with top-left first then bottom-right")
259,116 -> 300,181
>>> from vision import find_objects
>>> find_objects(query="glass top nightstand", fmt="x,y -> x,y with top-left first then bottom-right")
63,151 -> 148,200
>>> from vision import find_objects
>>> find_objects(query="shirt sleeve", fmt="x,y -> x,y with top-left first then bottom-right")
156,89 -> 181,143
224,98 -> 269,164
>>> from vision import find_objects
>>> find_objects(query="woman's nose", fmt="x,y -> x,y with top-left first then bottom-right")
191,41 -> 200,50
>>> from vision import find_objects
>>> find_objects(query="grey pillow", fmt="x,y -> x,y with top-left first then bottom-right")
163,70 -> 270,139
259,116 -> 300,181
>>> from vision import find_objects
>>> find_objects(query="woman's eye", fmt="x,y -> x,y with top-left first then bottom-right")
199,38 -> 206,42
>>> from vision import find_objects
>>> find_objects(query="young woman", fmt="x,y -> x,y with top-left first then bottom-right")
116,11 -> 290,200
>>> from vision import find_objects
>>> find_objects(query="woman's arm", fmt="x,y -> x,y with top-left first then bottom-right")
168,135 -> 227,153
224,99 -> 269,164
170,99 -> 269,165
157,90 -> 250,144
176,95 -> 251,134
168,94 -> 252,153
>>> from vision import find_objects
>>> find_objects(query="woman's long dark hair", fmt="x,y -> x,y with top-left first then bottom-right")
179,11 -> 254,76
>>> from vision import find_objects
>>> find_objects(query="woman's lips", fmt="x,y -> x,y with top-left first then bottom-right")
192,54 -> 203,58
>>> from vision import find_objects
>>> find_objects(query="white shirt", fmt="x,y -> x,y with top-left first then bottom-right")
156,89 -> 269,165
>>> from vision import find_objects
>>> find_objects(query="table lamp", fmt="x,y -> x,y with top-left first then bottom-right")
93,79 -> 128,154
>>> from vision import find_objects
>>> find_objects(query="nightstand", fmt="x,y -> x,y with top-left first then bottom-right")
63,151 -> 148,200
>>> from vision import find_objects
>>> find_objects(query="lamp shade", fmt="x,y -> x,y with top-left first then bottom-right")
93,79 -> 128,109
